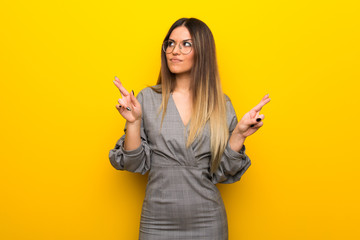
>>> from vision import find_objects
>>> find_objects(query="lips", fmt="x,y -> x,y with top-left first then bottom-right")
170,58 -> 182,62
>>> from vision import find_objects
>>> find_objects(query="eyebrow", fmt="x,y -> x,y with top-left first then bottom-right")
169,38 -> 192,41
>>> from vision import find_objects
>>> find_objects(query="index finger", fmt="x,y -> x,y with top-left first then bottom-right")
252,94 -> 271,112
113,76 -> 130,97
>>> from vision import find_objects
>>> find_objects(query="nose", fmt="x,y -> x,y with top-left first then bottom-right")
172,43 -> 181,55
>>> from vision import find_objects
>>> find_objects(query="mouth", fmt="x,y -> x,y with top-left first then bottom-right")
170,59 -> 182,63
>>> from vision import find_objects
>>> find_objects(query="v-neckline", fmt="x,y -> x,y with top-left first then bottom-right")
170,93 -> 190,128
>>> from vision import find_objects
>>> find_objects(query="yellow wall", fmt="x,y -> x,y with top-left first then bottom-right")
1,0 -> 359,239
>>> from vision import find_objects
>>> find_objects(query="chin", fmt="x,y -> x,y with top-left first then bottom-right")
170,70 -> 183,74
169,68 -> 191,75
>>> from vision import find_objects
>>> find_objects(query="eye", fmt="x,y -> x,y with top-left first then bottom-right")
168,41 -> 175,47
183,41 -> 192,47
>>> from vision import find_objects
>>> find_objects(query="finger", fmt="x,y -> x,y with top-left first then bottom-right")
255,114 -> 265,123
250,114 -> 264,126
130,91 -> 140,108
249,109 -> 257,119
116,104 -> 127,115
113,76 -> 130,97
250,121 -> 264,128
115,104 -> 122,111
119,98 -> 132,111
252,95 -> 271,112
114,76 -> 130,96
113,80 -> 123,98
118,98 -> 128,110
262,94 -> 270,100
251,110 -> 260,120
257,121 -> 264,127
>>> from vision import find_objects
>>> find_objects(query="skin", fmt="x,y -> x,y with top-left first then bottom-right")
166,26 -> 194,126
113,26 -> 271,152
166,26 -> 194,79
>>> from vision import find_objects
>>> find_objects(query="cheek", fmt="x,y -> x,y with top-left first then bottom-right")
187,54 -> 194,67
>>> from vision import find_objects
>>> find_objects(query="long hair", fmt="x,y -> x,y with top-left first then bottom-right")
151,18 -> 229,174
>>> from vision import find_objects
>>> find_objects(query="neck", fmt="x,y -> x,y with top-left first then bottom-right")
174,72 -> 191,94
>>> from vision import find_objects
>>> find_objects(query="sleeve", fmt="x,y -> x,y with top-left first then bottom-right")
211,97 -> 252,184
108,91 -> 152,175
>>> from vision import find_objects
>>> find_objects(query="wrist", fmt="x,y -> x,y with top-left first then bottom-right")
232,130 -> 246,141
229,132 -> 246,153
126,118 -> 141,127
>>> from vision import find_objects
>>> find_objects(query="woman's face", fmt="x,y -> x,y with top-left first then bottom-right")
166,26 -> 194,76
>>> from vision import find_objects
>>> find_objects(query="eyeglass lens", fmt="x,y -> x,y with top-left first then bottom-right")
162,40 -> 192,54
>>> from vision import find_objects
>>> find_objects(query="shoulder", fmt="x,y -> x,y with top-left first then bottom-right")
224,93 -> 234,109
223,93 -> 237,117
137,84 -> 162,99
224,93 -> 231,103
136,85 -> 163,109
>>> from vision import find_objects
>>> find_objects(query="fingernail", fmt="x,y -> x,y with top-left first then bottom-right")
132,90 -> 134,95
256,118 -> 261,122
126,107 -> 131,111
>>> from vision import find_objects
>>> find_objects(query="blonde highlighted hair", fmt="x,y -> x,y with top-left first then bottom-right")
151,18 -> 229,174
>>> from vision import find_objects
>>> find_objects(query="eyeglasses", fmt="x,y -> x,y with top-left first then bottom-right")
162,39 -> 193,55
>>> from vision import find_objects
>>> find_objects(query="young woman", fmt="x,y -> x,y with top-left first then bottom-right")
109,17 -> 271,240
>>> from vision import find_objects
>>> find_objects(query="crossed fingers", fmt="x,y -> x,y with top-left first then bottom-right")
113,76 -> 130,98
113,76 -> 140,113
254,94 -> 270,111
247,94 -> 271,128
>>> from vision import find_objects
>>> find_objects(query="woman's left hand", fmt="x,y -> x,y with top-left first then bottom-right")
234,94 -> 271,139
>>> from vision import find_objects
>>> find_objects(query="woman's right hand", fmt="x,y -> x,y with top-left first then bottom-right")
113,76 -> 142,123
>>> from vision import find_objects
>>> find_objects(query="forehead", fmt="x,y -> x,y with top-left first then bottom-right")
169,26 -> 192,41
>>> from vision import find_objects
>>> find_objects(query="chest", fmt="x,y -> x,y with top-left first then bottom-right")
171,92 -> 192,127
142,92 -> 211,164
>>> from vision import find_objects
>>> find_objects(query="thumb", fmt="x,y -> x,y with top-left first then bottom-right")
130,90 -> 140,108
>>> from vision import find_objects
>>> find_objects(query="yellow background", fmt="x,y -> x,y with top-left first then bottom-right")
1,0 -> 359,239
